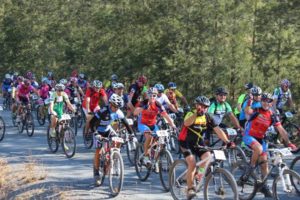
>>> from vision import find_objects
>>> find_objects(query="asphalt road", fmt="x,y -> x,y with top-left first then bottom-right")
0,99 -> 299,200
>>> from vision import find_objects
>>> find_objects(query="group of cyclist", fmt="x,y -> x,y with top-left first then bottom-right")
1,71 -> 299,199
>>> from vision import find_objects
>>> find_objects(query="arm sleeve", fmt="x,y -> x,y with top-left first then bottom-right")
207,103 -> 216,114
225,102 -> 233,113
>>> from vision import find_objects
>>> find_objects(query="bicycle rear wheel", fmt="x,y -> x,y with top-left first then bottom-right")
36,105 -> 46,125
109,150 -> 124,197
126,138 -> 137,166
26,113 -> 35,137
47,126 -> 59,153
284,123 -> 300,142
204,168 -> 238,200
290,156 -> 300,177
159,149 -> 173,191
169,159 -> 189,200
82,125 -> 93,149
62,127 -> 76,158
134,143 -> 151,181
0,117 -> 6,142
272,169 -> 300,200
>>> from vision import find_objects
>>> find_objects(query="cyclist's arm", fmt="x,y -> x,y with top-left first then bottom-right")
237,94 -> 246,112
121,118 -> 134,134
127,92 -> 135,112
213,126 -> 230,144
133,107 -> 142,116
275,125 -> 291,146
161,111 -> 176,128
86,97 -> 91,113
64,95 -> 76,113
228,112 -> 242,129
184,112 -> 197,127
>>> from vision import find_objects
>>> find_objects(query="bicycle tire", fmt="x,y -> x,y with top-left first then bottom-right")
109,150 -> 124,197
47,126 -> 59,153
284,122 -> 300,142
169,159 -> 188,200
82,125 -> 93,149
170,134 -> 180,154
26,113 -> 35,137
227,146 -> 248,170
97,154 -> 106,186
126,139 -> 137,166
290,156 -> 300,176
62,127 -> 76,158
272,169 -> 300,200
36,105 -> 46,125
134,143 -> 151,181
159,149 -> 174,192
204,167 -> 239,200
70,116 -> 78,136
0,116 -> 6,142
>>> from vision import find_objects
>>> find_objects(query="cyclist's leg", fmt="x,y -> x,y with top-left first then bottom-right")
138,122 -> 151,156
259,139 -> 268,178
243,135 -> 262,167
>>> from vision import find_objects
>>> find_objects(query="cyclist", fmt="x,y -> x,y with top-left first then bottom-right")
233,82 -> 253,119
48,83 -> 76,137
1,74 -> 13,99
112,83 -> 128,109
273,79 -> 295,114
47,71 -> 56,89
127,75 -> 148,116
92,94 -> 133,186
65,77 -> 84,104
154,83 -> 178,113
104,74 -> 118,90
77,73 -> 89,92
82,80 -> 108,137
133,87 -> 176,166
178,96 -> 234,199
241,92 -> 297,197
39,77 -> 51,100
164,82 -> 189,111
239,86 -> 262,127
14,79 -> 39,122
206,87 -> 242,145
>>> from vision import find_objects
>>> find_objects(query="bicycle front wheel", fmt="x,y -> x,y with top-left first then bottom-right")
36,105 -> 46,125
204,167 -> 238,200
47,126 -> 59,153
26,113 -> 35,137
169,159 -> 188,200
290,156 -> 300,177
134,143 -> 150,181
272,169 -> 300,200
109,150 -> 124,197
82,125 -> 93,149
62,127 -> 76,158
126,138 -> 137,166
0,117 -> 6,142
159,149 -> 173,191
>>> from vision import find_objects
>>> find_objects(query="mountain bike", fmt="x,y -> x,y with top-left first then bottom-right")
36,98 -> 51,125
15,103 -> 35,137
169,146 -> 238,200
47,113 -> 76,158
2,88 -> 12,111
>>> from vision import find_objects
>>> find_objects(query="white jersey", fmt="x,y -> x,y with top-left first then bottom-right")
156,93 -> 171,109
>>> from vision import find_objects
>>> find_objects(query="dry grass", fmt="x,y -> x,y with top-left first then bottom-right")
0,157 -> 48,199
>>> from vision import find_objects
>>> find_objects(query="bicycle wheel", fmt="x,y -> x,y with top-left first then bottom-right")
70,117 -> 78,136
0,117 -> 6,142
17,118 -> 24,134
126,138 -> 137,166
272,169 -> 300,200
134,143 -> 151,181
170,134 -> 180,154
26,113 -> 35,137
97,155 -> 106,186
231,161 -> 257,200
159,149 -> 174,191
47,126 -> 59,153
62,127 -> 76,158
226,146 -> 247,170
204,168 -> 238,200
109,150 -> 124,197
290,156 -> 300,176
284,123 -> 300,142
169,159 -> 188,200
36,105 -> 46,125
11,112 -> 17,127
77,107 -> 83,128
82,125 -> 93,149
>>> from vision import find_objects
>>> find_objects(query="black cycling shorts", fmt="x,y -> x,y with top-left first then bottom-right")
179,140 -> 209,159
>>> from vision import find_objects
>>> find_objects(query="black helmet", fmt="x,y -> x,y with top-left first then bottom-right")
215,87 -> 228,95
194,96 -> 210,107
244,82 -> 253,90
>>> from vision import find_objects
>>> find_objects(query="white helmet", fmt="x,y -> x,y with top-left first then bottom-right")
109,94 -> 124,108
5,74 -> 11,79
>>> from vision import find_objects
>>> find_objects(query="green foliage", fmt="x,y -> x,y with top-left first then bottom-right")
0,0 -> 299,105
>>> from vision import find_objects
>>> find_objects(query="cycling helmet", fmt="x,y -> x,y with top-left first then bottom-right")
13,72 -> 19,76
70,77 -> 78,83
26,71 -> 33,79
55,83 -> 65,91
111,74 -> 118,81
78,73 -> 85,79
280,79 -> 291,87
168,82 -> 177,89
17,76 -> 24,82
115,82 -> 124,89
215,87 -> 228,95
147,87 -> 158,95
138,75 -> 147,84
251,86 -> 262,95
194,96 -> 210,107
60,79 -> 68,85
24,79 -> 30,86
41,77 -> 48,83
154,83 -> 165,93
5,74 -> 10,79
92,80 -> 102,88
244,82 -> 253,90
261,92 -> 273,102
47,71 -> 53,78
109,93 -> 124,108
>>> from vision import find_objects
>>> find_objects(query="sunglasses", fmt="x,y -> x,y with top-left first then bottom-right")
253,94 -> 261,96
150,94 -> 157,98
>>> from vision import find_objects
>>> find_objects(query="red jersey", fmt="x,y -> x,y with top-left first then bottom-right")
82,87 -> 107,111
140,101 -> 166,126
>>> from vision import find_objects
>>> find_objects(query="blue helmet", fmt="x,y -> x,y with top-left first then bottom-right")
154,83 -> 165,93
168,82 -> 177,89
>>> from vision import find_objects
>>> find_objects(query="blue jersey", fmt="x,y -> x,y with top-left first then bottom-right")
95,106 -> 125,133
239,99 -> 261,121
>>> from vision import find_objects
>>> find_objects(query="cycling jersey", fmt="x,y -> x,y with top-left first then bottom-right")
164,89 -> 183,108
39,85 -> 50,99
2,78 -> 13,91
49,91 -> 69,119
244,108 -> 281,139
234,93 -> 247,115
138,100 -> 166,127
273,87 -> 292,109
77,79 -> 88,90
178,111 -> 217,145
156,93 -> 171,109
208,101 -> 232,125
82,87 -> 107,112
239,99 -> 261,121
17,84 -> 34,99
128,82 -> 147,106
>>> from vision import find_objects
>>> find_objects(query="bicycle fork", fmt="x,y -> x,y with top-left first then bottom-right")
279,166 -> 292,193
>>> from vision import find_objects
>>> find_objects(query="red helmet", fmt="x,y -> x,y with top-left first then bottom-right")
138,75 -> 147,84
